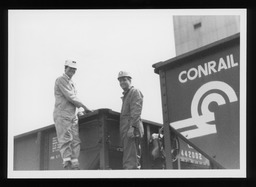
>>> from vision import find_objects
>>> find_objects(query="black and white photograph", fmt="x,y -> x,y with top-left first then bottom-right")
8,9 -> 247,178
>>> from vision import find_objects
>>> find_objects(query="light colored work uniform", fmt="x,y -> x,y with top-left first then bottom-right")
53,73 -> 84,165
120,86 -> 144,169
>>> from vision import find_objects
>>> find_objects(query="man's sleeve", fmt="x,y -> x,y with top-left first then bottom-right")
129,89 -> 143,128
57,77 -> 84,108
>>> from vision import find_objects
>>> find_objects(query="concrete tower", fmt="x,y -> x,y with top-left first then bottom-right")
173,16 -> 240,55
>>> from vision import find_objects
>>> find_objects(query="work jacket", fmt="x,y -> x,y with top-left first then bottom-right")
53,73 -> 84,120
120,86 -> 144,142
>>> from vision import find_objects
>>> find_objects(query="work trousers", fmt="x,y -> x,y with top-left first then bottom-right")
54,115 -> 81,164
122,135 -> 142,169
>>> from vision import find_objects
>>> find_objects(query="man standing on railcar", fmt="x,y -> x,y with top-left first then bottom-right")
118,71 -> 144,169
53,60 -> 92,170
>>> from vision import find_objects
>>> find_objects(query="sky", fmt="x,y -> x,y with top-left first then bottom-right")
9,10 -> 176,136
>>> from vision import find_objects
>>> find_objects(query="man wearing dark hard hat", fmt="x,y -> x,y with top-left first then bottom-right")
53,60 -> 92,170
118,71 -> 144,169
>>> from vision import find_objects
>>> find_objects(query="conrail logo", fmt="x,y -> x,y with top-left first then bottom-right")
178,54 -> 238,83
170,81 -> 238,139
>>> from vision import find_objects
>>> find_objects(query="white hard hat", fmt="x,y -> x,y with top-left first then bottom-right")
118,71 -> 132,80
65,60 -> 77,69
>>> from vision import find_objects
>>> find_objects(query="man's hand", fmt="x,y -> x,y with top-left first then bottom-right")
82,106 -> 93,114
127,126 -> 135,138
77,111 -> 85,117
85,109 -> 93,113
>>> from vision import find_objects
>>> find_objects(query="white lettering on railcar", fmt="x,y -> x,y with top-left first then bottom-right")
178,54 -> 238,83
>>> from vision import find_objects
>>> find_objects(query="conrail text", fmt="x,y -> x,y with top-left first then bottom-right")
178,54 -> 239,83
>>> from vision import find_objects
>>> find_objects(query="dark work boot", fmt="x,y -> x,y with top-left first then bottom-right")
71,161 -> 80,170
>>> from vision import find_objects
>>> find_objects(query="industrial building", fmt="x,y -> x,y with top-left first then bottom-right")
173,16 -> 240,55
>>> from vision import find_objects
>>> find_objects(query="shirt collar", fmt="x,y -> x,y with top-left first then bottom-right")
122,86 -> 133,95
63,73 -> 71,80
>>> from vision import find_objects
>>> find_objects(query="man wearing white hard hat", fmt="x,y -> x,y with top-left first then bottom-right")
53,60 -> 92,170
118,71 -> 144,169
